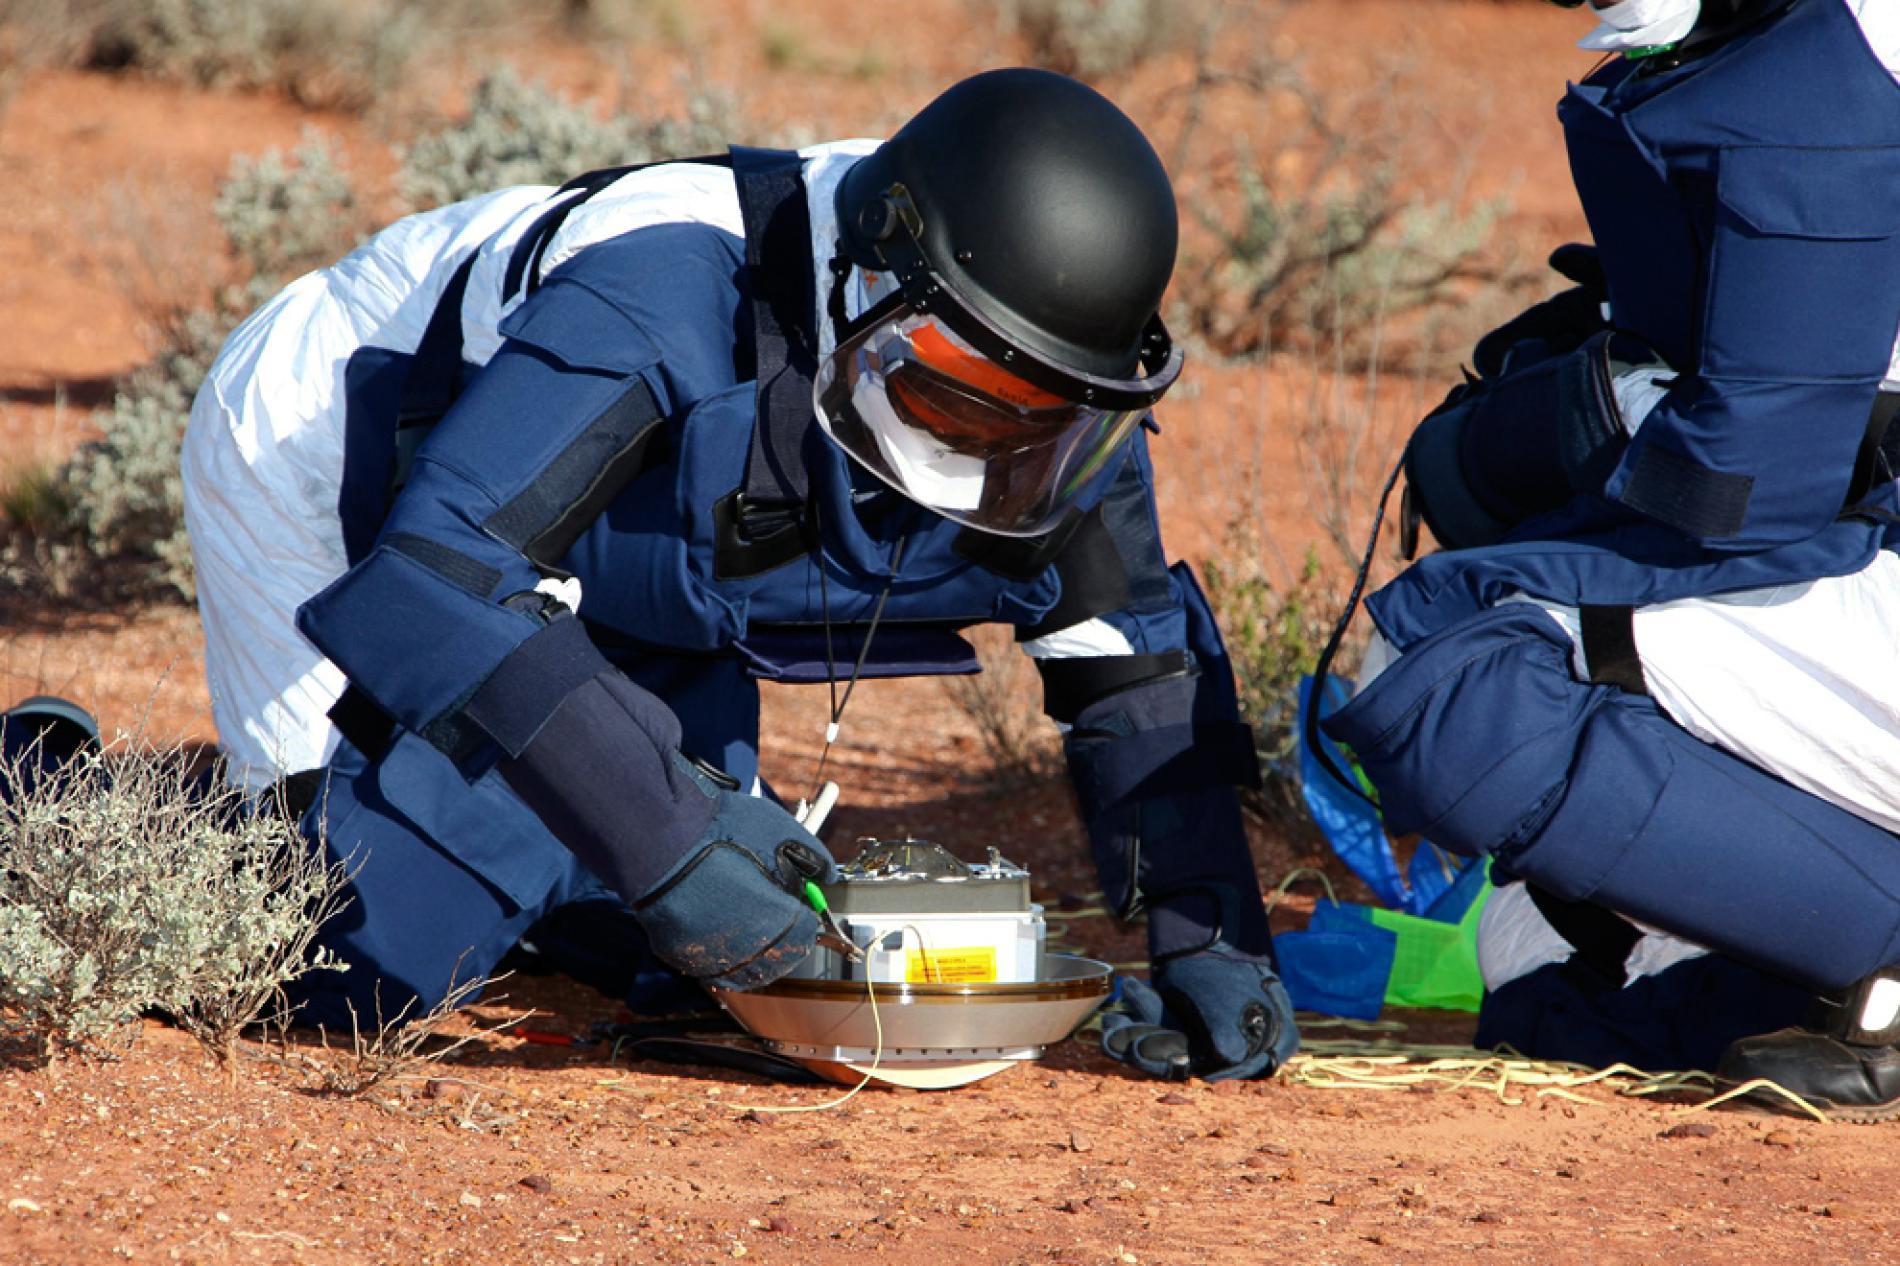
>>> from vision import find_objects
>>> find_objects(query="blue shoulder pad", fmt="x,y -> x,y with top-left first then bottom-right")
498,275 -> 660,378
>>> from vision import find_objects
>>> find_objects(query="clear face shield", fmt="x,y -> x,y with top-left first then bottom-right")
815,301 -> 1150,537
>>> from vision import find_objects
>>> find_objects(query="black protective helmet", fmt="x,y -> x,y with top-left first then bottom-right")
817,69 -> 1184,537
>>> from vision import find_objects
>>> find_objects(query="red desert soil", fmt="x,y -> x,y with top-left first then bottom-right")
4,3 -> 1894,1263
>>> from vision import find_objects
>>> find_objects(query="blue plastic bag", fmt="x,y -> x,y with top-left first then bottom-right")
1274,907 -> 1397,1022
1298,676 -> 1411,910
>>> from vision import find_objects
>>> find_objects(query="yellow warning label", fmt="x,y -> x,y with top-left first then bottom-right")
905,947 -> 998,984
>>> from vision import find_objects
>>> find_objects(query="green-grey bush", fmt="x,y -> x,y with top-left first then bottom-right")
1181,145 -> 1511,360
20,70 -> 772,601
216,130 -> 361,281
398,67 -> 741,210
0,0 -> 435,111
993,0 -> 1181,81
0,745 -> 349,1067
1202,538 -> 1347,829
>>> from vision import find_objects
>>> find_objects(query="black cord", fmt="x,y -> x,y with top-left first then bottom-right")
836,535 -> 907,724
809,506 -> 908,798
1304,453 -> 1406,808
815,500 -> 840,729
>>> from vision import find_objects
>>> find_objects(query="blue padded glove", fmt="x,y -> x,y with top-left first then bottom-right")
1471,243 -> 1607,379
630,757 -> 838,992
1101,944 -> 1299,1082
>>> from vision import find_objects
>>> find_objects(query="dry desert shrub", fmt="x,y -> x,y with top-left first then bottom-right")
988,0 -> 1189,81
0,0 -> 438,111
8,63 -> 771,602
969,0 -> 1526,367
0,741 -> 351,1069
7,131 -> 361,604
1203,535 -> 1341,828
941,625 -> 1065,791
396,67 -> 744,211
302,970 -> 516,1101
1154,6 -> 1520,365
1184,146 -> 1509,362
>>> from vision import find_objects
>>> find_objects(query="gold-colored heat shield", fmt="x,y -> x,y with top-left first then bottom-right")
711,954 -> 1113,1088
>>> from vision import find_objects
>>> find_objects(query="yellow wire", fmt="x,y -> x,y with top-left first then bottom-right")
902,924 -> 946,984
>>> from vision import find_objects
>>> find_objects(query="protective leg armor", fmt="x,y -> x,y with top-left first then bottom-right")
1324,605 -> 1900,994
287,737 -> 642,1031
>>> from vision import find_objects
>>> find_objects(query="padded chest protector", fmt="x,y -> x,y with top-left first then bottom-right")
1559,0 -> 1900,547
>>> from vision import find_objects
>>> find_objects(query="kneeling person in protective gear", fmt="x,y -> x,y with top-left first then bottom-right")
1343,0 -> 1900,1117
184,68 -> 1297,1082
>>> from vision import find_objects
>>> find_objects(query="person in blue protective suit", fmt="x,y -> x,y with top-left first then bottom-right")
1321,0 -> 1900,1118
181,69 -> 1298,1082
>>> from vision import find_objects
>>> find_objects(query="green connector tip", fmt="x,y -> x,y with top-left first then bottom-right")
803,880 -> 830,913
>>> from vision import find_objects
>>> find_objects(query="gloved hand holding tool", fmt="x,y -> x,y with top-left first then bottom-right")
628,755 -> 838,992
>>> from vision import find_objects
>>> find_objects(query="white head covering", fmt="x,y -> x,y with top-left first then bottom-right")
1578,0 -> 1701,53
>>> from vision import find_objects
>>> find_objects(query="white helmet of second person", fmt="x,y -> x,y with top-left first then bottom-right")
1554,0 -> 1702,52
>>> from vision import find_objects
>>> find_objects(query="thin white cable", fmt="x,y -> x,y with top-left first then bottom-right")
724,972 -> 883,1115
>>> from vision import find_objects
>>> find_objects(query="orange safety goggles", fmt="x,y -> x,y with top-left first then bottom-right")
882,324 -> 1083,456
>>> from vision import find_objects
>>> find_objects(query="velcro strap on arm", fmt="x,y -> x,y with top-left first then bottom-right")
297,544 -> 543,737
461,612 -> 613,758
1035,650 -> 1188,725
481,374 -> 666,572
384,532 -> 503,598
1614,441 -> 1755,541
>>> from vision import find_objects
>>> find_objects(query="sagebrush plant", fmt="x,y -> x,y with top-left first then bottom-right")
1183,146 -> 1510,360
1126,2 -> 1526,365
15,61 -> 775,601
170,786 -> 355,1071
215,131 -> 361,282
993,0 -> 1185,81
1203,534 -> 1350,828
41,132 -> 359,602
558,0 -> 694,47
0,742 -> 350,1067
397,67 -> 742,210
941,625 -> 1065,791
0,0 -> 438,111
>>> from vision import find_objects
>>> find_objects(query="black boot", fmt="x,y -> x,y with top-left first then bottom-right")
1716,968 -> 1900,1122
0,695 -> 100,781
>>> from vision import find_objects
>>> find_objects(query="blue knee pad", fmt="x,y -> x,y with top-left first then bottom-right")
1326,605 -> 1900,991
291,739 -> 614,1030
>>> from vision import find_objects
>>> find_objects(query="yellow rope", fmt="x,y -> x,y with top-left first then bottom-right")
1674,1077 -> 1831,1125
1284,1027 -> 1830,1121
